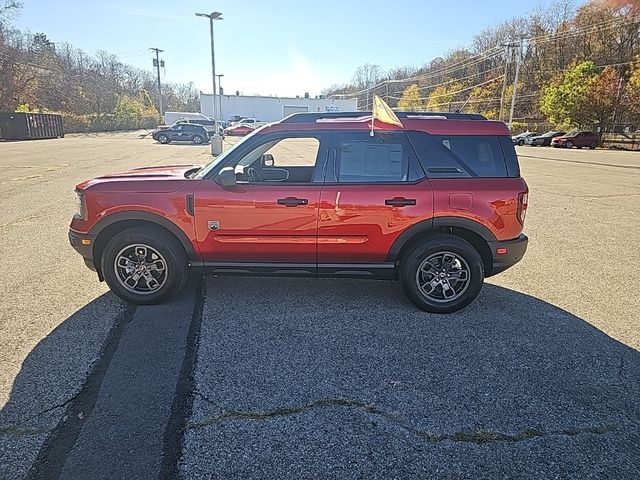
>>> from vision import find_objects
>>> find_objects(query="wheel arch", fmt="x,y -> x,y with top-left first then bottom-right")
91,211 -> 198,280
388,217 -> 496,276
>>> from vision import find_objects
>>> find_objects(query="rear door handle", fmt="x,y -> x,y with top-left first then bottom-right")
385,197 -> 416,207
277,197 -> 308,207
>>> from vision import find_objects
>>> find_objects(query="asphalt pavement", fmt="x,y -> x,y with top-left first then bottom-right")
0,134 -> 639,479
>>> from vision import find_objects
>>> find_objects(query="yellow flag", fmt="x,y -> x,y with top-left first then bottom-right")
372,94 -> 403,128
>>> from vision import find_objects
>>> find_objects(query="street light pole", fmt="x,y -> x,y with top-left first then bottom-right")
196,11 -> 223,154
216,74 -> 224,122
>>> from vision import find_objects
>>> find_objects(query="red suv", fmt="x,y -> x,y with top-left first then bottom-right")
69,112 -> 528,313
551,130 -> 598,149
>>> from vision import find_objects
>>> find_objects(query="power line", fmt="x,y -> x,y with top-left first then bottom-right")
388,75 -> 505,102
329,14 -> 637,102
330,47 -> 505,99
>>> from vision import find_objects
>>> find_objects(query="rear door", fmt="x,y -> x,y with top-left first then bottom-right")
317,130 -> 433,268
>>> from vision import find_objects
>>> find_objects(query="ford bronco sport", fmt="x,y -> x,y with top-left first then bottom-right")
69,112 -> 528,313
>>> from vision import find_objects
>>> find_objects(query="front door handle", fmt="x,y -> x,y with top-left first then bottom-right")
385,197 -> 416,207
277,197 -> 308,207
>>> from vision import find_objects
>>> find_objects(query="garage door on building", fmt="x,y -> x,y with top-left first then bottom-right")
283,105 -> 309,117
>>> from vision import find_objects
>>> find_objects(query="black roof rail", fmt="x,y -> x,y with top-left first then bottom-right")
280,111 -> 487,123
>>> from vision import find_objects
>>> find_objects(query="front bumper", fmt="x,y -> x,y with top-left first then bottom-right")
69,229 -> 97,272
487,234 -> 528,276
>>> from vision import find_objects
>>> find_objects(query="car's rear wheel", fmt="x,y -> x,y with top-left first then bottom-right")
157,133 -> 169,144
192,134 -> 203,145
566,140 -> 574,148
517,139 -> 524,146
400,234 -> 484,313
101,227 -> 188,304
589,142 -> 597,149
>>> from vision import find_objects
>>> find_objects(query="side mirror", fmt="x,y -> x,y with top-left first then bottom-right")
215,167 -> 237,188
261,153 -> 274,167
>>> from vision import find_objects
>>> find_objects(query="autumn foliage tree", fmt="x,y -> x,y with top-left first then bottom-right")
540,61 -> 621,131
540,61 -> 599,128
625,58 -> 640,123
397,84 -> 423,111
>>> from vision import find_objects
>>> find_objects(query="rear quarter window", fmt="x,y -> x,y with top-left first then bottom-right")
407,132 -> 518,178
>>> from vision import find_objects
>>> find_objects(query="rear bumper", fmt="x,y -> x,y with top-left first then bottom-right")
487,234 -> 528,276
68,229 -> 97,272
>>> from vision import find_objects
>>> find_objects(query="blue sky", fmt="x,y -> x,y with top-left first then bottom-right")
14,0 -> 581,97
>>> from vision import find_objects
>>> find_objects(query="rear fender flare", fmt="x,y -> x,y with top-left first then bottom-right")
386,217 -> 497,262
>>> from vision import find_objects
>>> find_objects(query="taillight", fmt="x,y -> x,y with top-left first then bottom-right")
517,192 -> 528,225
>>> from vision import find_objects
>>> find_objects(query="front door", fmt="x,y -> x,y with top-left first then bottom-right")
318,131 -> 433,269
194,133 -> 329,269
167,125 -> 184,141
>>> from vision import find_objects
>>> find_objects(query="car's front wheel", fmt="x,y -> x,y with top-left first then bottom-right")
400,234 -> 484,313
192,134 -> 203,145
101,227 -> 188,304
157,133 -> 169,144
566,140 -> 574,148
517,139 -> 524,146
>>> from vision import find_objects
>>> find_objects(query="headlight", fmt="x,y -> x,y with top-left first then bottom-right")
74,191 -> 86,220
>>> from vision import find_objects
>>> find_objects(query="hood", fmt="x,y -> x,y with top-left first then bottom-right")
76,164 -> 200,192
98,164 -> 199,179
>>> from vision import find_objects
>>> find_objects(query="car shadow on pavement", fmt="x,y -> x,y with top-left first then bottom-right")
0,292 -> 129,480
184,277 -> 640,479
1,279 -> 639,479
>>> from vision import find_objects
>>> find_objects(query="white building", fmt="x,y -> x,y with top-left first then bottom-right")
200,93 -> 358,122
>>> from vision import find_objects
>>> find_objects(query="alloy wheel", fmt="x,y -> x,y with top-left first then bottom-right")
415,251 -> 471,303
114,244 -> 168,294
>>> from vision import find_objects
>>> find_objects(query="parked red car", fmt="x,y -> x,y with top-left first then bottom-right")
69,111 -> 528,313
223,124 -> 255,136
551,130 -> 598,149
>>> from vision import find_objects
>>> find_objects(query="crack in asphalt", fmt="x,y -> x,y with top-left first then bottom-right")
187,396 -> 621,444
0,386 -> 86,437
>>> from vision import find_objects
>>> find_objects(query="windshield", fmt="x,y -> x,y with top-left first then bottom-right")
193,129 -> 260,179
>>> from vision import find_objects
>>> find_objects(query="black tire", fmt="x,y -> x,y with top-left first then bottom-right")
517,139 -> 525,146
566,141 -> 574,148
101,227 -> 188,304
192,134 -> 203,145
157,133 -> 169,144
589,142 -> 597,149
400,234 -> 484,313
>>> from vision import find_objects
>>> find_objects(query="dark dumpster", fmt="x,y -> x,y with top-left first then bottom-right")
0,112 -> 64,140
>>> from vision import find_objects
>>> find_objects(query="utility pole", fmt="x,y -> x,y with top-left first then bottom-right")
149,48 -> 164,116
499,42 -> 517,122
508,38 -> 523,130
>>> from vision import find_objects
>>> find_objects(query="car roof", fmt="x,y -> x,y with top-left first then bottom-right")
260,111 -> 510,136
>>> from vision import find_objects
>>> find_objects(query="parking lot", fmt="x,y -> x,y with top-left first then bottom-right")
1,132 -> 639,479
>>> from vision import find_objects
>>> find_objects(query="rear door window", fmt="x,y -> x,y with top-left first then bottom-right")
328,131 -> 424,183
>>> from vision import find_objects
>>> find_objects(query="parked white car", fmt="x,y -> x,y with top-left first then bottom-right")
511,132 -> 538,146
